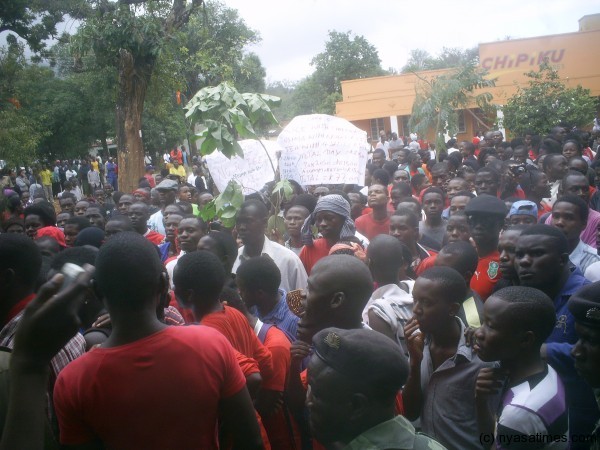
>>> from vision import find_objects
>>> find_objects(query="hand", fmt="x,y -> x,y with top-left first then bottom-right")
464,326 -> 477,347
12,265 -> 94,370
404,317 -> 424,364
475,367 -> 507,400
93,313 -> 112,329
290,340 -> 311,370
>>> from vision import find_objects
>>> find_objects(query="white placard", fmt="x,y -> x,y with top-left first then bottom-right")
205,139 -> 279,195
277,114 -> 369,186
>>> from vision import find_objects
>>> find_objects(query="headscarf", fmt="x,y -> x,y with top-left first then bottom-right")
301,194 -> 356,246
35,226 -> 66,248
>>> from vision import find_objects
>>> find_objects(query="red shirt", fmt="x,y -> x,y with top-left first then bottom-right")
144,229 -> 165,245
354,213 -> 390,241
299,238 -> 333,275
201,306 -> 275,388
144,173 -> 156,188
2,293 -> 35,327
415,253 -> 438,276
470,251 -> 502,301
54,326 -> 246,449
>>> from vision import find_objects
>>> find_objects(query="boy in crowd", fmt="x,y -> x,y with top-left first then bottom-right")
475,286 -> 568,449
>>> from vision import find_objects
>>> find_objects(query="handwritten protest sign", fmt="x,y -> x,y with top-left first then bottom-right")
205,139 -> 279,195
277,114 -> 369,186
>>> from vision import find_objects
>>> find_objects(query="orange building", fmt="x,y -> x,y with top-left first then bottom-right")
335,14 -> 600,143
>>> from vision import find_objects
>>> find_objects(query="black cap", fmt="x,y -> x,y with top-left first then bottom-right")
568,282 -> 600,328
465,194 -> 508,216
312,327 -> 409,392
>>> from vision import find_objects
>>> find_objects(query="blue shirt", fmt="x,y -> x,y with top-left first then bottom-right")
250,290 -> 298,342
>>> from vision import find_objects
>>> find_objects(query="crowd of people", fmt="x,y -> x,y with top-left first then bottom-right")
1,125 -> 600,450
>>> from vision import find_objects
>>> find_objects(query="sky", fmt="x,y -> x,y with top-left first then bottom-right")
223,0 -> 598,83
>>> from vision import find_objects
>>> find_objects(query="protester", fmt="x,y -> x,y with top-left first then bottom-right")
354,184 -> 390,240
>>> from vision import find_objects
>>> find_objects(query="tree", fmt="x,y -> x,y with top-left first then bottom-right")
233,52 -> 266,93
401,47 -> 478,73
502,60 -> 598,136
311,30 -> 386,94
409,62 -> 496,149
72,0 -> 203,194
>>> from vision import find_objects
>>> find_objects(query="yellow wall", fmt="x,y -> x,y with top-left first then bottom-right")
336,24 -> 600,137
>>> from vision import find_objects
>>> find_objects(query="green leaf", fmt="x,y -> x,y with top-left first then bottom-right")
221,205 -> 238,219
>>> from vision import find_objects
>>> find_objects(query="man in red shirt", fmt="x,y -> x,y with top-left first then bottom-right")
128,201 -> 165,245
53,232 -> 263,449
355,184 -> 390,240
465,195 -> 507,300
170,147 -> 183,165
144,165 -> 156,188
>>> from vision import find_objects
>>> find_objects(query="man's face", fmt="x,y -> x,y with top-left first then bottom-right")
474,172 -> 499,196
285,206 -> 309,238
94,190 -> 105,204
551,201 -> 584,241
24,214 -> 43,239
397,150 -> 409,165
422,193 -> 443,220
449,195 -> 470,216
498,230 -> 521,280
393,170 -> 410,183
63,224 -> 80,247
163,205 -> 182,223
367,184 -> 388,209
314,210 -> 344,241
157,189 -> 176,206
562,175 -> 590,203
297,266 -> 336,342
59,198 -> 75,214
562,142 -> 580,160
118,195 -> 134,215
513,148 -> 528,164
236,206 -> 266,246
467,214 -> 502,247
56,213 -> 70,229
553,127 -> 567,143
483,132 -> 494,146
492,131 -> 503,145
446,215 -> 470,243
372,152 -> 385,168
431,169 -> 449,190
412,277 -> 456,334
313,187 -> 330,198
306,356 -> 352,445
515,235 -> 564,289
389,215 -> 418,246
177,218 -> 205,253
21,192 -> 30,204
178,187 -> 192,202
546,155 -> 568,181
474,296 -> 519,362
85,207 -> 105,229
164,214 -> 183,241
571,322 -> 600,388
446,179 -> 468,200
128,204 -> 148,230
74,201 -> 89,217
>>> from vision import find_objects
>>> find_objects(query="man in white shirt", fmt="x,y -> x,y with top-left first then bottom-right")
232,200 -> 307,293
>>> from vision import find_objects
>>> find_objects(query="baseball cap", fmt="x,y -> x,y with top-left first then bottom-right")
508,200 -> 538,218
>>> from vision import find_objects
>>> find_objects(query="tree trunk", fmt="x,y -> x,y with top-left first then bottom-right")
116,49 -> 154,194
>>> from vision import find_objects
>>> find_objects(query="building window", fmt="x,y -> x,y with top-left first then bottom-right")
457,110 -> 466,133
370,118 -> 385,142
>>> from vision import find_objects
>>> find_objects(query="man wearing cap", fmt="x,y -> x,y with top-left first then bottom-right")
147,179 -> 178,236
569,283 -> 600,449
465,194 -> 507,300
507,200 -> 538,226
306,327 -> 445,450
144,165 -> 156,188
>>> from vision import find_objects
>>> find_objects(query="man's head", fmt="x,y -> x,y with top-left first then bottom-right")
412,267 -> 466,334
85,205 -> 106,230
559,171 -> 591,203
372,149 -> 386,168
0,233 -> 42,300
367,184 -> 388,210
430,162 -> 450,190
421,187 -> 445,221
59,195 -> 76,214
459,141 -> 475,158
465,194 -> 507,249
236,256 -> 281,308
367,235 -> 408,284
104,215 -> 134,240
568,282 -> 600,388
173,250 -> 226,316
512,146 -> 529,164
64,216 -> 91,247
177,216 -> 208,253
446,178 -> 469,200
492,130 -> 504,145
445,213 -> 471,244
515,224 -> 569,292
551,195 -> 589,242
474,167 -> 500,196
562,139 -> 582,161
236,200 -> 268,247
347,193 -> 366,220
197,230 -> 239,275
390,208 -> 419,247
297,255 -> 373,342
127,202 -> 151,234
434,241 -> 479,285
24,202 -> 56,239
475,287 -> 556,362
543,154 -> 568,182
449,191 -> 474,216
312,195 -> 352,242
551,126 -> 567,143
178,185 -> 192,202
117,194 -> 134,215
393,170 -> 410,184
74,200 -> 90,217
284,205 -> 310,239
155,179 -> 178,207
498,226 -> 528,281
306,328 -> 408,446
95,232 -> 165,314
507,200 -> 538,226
